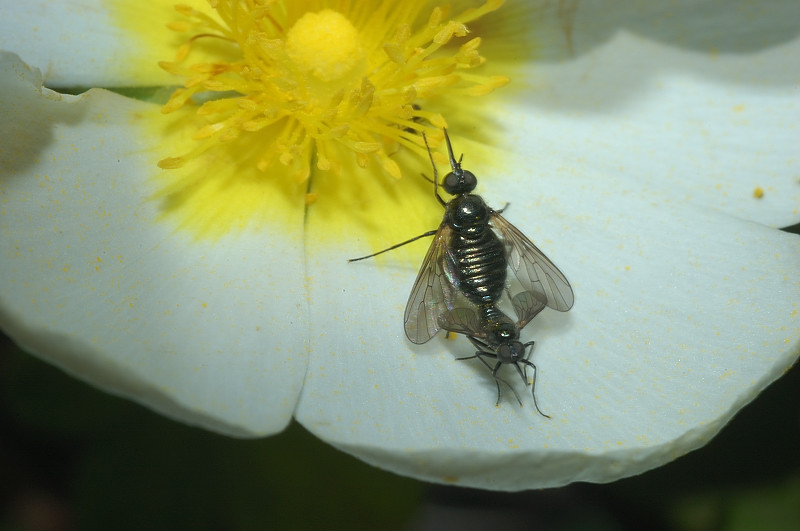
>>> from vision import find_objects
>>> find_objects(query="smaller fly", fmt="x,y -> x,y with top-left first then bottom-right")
440,290 -> 551,413
350,129 -> 573,410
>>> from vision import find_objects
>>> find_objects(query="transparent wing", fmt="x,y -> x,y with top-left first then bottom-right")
437,304 -> 487,340
404,223 -> 458,344
490,211 -> 575,312
511,291 -> 548,330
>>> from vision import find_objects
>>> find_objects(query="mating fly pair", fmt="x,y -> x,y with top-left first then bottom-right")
350,130 -> 574,414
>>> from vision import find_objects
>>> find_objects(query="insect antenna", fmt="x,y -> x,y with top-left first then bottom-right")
442,128 -> 461,171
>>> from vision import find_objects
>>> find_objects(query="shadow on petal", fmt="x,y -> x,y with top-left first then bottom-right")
0,52 -> 92,177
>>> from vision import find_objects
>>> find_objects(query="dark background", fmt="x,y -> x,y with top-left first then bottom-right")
2,336 -> 798,531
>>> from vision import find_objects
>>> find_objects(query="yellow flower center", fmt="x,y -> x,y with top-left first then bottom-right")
154,0 -> 509,238
285,10 -> 361,83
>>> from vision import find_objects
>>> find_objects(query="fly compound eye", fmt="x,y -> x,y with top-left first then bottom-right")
508,341 -> 526,361
461,170 -> 477,192
443,171 -> 461,194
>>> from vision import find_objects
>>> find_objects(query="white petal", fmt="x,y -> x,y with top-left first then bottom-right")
519,0 -> 800,61
296,141 -> 799,490
0,52 -> 308,436
0,1 -> 195,86
496,3 -> 800,227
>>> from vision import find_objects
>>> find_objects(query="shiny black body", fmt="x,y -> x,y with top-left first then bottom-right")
444,194 -> 507,306
350,129 -> 574,411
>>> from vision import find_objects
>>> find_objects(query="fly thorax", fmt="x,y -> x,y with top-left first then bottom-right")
488,322 -> 517,346
479,307 -> 519,348
446,195 -> 489,236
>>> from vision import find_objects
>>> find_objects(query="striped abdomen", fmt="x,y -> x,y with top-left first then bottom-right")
448,229 -> 507,305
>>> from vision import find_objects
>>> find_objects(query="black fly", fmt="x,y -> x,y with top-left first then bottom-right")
441,292 -> 551,414
350,130 -> 574,412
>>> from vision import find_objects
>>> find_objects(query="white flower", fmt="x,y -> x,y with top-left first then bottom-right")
0,0 -> 798,490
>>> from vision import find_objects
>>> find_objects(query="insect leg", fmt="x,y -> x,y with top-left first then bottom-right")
463,351 -> 522,406
455,336 -> 492,361
517,355 -> 550,418
465,335 -> 490,351
455,343 -> 522,406
488,358 -> 523,406
492,371 -> 504,406
464,337 -> 522,404
348,230 -> 437,262
421,132 -> 446,207
493,203 -> 511,214
520,340 -> 536,380
454,348 -> 496,362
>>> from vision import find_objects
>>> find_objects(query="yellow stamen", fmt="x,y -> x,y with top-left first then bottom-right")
159,1 -> 507,180
152,0 -> 509,239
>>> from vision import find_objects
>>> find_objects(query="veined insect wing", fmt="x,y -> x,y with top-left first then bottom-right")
437,306 -> 485,339
511,291 -> 548,330
403,224 -> 458,344
489,211 -> 575,313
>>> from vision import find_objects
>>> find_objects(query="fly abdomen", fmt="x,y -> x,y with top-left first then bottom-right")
450,230 -> 507,305
477,304 -> 512,329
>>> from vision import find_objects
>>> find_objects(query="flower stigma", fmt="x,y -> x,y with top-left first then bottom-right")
154,0 -> 509,238
285,10 -> 361,84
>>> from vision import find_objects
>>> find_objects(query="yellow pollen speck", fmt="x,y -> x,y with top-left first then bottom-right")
286,10 -> 361,82
753,186 -> 764,199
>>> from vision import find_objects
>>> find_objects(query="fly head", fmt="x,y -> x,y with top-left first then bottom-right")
442,129 -> 477,195
496,340 -> 527,365
442,168 -> 477,195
